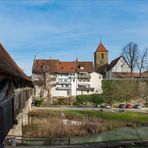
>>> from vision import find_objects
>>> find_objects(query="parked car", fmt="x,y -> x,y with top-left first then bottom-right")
119,104 -> 126,108
100,103 -> 111,109
133,104 -> 142,109
106,105 -> 112,109
100,103 -> 106,108
126,104 -> 133,109
97,104 -> 101,108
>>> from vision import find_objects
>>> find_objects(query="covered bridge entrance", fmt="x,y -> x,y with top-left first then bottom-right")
0,43 -> 33,144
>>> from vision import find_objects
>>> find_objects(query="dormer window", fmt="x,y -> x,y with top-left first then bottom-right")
43,65 -> 49,70
80,66 -> 84,70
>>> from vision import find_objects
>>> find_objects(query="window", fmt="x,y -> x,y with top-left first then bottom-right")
43,65 -> 49,70
99,76 -> 102,79
80,66 -> 84,70
73,79 -> 75,82
78,65 -> 84,70
101,53 -> 104,59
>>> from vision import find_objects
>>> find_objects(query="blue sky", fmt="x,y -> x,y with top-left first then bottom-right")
0,0 -> 148,75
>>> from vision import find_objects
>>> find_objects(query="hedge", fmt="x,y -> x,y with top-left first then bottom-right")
75,94 -> 104,105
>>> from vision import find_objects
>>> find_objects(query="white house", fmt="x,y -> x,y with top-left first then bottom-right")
32,59 -> 102,98
106,56 -> 130,78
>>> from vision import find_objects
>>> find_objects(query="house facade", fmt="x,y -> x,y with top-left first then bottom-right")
106,56 -> 130,78
32,59 -> 102,99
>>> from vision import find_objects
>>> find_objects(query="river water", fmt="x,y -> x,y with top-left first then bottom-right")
70,126 -> 148,144
20,126 -> 148,145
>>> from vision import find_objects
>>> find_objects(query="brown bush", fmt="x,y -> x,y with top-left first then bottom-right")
23,117 -> 126,138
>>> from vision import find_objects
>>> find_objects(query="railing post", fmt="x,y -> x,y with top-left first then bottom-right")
48,138 -> 51,145
68,137 -> 70,145
22,136 -> 23,145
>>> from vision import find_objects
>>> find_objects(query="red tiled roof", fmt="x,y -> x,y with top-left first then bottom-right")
0,43 -> 32,83
32,59 -> 59,73
112,72 -> 140,78
58,61 -> 76,73
95,43 -> 108,52
112,71 -> 148,78
142,71 -> 148,78
76,61 -> 94,73
32,59 -> 94,74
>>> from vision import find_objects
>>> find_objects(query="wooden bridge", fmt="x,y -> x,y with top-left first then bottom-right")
0,43 -> 34,144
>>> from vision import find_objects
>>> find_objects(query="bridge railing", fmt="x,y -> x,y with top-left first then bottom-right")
0,88 -> 34,144
14,88 -> 34,121
0,96 -> 14,143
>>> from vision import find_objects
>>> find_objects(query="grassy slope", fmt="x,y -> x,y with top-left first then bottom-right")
30,109 -> 148,124
64,110 -> 148,123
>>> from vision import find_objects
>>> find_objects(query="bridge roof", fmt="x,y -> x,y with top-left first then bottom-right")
0,43 -> 33,87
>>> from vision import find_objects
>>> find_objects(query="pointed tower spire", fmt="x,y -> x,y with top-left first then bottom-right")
94,39 -> 108,71
100,34 -> 102,43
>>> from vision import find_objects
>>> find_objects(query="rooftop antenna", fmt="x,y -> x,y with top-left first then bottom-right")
34,54 -> 36,63
76,55 -> 78,62
34,54 -> 36,59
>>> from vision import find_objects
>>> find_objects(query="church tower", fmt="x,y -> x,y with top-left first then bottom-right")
94,42 -> 108,71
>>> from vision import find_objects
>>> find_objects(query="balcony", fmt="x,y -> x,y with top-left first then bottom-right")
77,87 -> 94,91
50,77 -> 56,81
78,74 -> 91,79
57,81 -> 71,85
56,87 -> 71,90
46,75 -> 57,81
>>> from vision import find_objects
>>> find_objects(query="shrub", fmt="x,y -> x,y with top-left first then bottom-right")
34,98 -> 44,106
57,98 -> 65,105
75,94 -> 104,105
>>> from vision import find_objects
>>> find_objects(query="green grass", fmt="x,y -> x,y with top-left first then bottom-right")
30,109 -> 148,124
64,110 -> 148,124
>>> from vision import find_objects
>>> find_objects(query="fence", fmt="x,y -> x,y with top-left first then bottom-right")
14,88 -> 33,120
5,136 -> 70,146
5,134 -> 148,147
0,96 -> 14,143
0,88 -> 34,144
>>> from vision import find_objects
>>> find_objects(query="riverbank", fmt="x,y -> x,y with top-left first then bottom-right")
30,108 -> 148,124
21,109 -> 148,138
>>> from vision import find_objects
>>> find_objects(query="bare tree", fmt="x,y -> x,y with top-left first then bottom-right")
39,72 -> 51,104
122,42 -> 139,77
137,48 -> 148,77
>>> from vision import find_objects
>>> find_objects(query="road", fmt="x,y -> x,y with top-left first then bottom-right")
32,106 -> 148,113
